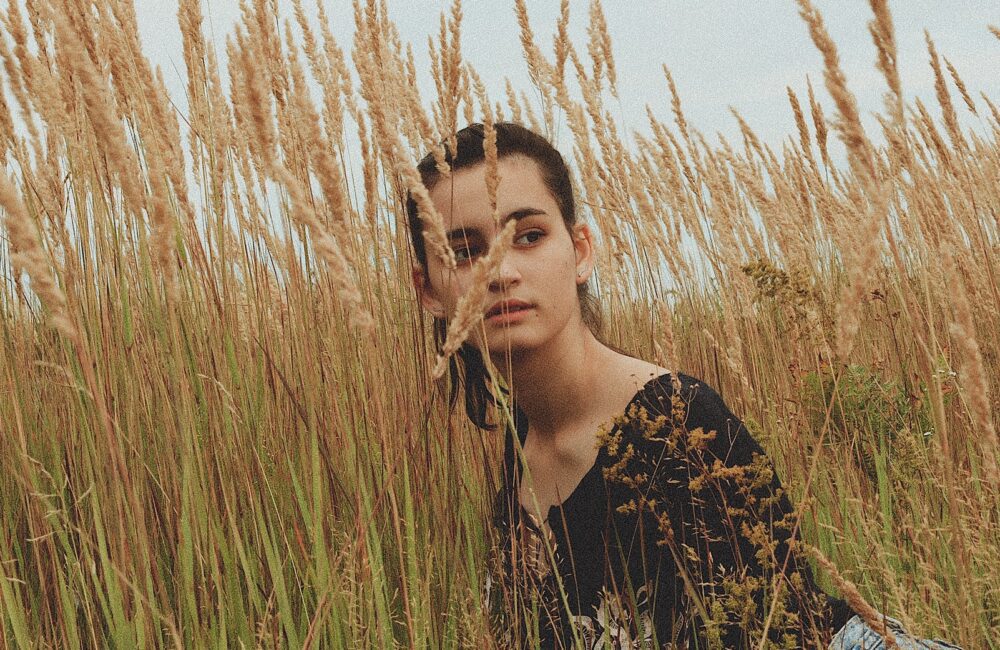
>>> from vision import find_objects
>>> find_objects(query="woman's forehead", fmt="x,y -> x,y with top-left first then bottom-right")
431,156 -> 556,226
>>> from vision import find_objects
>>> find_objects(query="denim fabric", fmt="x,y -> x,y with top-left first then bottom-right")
829,615 -> 962,649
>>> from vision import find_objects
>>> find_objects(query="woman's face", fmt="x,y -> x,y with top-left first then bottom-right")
413,155 -> 594,357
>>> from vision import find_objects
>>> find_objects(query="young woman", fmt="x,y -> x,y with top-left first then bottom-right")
407,123 -> 959,649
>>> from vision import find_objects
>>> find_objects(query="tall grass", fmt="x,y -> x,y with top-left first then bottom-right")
0,0 -> 997,647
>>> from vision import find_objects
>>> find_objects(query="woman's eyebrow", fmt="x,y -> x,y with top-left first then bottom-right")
445,208 -> 548,242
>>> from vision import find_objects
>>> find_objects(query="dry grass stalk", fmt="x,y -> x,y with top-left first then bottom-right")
102,3 -> 189,302
446,0 -> 464,132
402,44 -> 449,176
284,158 -> 376,334
145,151 -> 181,305
428,0 -> 463,156
356,115 -> 380,228
387,129 -> 457,270
468,68 -> 499,220
925,31 -> 967,153
291,0 -> 326,83
943,57 -> 977,116
866,0 -> 913,167
428,29 -> 445,119
652,303 -> 677,371
513,0 -> 555,133
981,92 -> 1000,135
287,29 -> 350,227
234,27 -> 278,168
513,0 -> 547,89
0,96 -> 14,161
588,0 -> 616,96
316,0 -> 358,129
943,247 -> 999,486
0,1 -> 42,147
585,0 -> 606,91
867,0 -> 903,122
806,77 -> 831,170
290,4 -> 343,155
662,66 -> 692,150
794,1 -> 895,359
787,86 -> 819,177
0,171 -> 77,340
1,1 -> 997,646
836,205 -> 895,358
518,88 -> 541,133
552,0 -> 569,89
504,79 -> 523,125
432,219 -> 517,379
51,11 -> 145,213
912,97 -> 953,172
243,31 -> 373,332
804,544 -> 899,649
795,0 -> 875,186
351,0 -> 456,271
459,65 -> 475,127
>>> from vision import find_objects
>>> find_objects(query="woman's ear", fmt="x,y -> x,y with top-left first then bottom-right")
572,223 -> 595,284
412,265 -> 446,318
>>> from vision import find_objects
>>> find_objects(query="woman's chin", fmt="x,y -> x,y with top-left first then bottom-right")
474,333 -> 538,359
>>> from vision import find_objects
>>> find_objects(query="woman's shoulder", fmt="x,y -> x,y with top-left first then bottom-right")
627,371 -> 729,419
618,371 -> 763,463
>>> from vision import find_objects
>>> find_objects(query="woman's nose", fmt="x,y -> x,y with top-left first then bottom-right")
488,254 -> 521,291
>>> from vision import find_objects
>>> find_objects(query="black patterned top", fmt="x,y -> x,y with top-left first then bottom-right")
485,372 -> 853,648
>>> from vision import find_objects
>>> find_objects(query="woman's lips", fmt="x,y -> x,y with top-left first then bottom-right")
485,305 -> 533,324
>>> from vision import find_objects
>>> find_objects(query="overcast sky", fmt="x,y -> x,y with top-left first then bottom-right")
133,1 -> 999,160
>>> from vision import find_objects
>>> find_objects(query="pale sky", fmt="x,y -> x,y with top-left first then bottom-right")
133,1 -> 999,160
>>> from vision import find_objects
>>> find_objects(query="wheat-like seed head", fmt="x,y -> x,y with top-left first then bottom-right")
0,171 -> 77,341
867,0 -> 903,123
943,57 -> 977,117
925,31 -> 967,154
806,76 -> 831,170
796,0 -> 875,188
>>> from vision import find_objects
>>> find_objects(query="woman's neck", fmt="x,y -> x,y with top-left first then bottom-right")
496,321 -> 619,440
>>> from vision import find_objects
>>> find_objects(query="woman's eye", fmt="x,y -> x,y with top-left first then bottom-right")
453,231 -> 540,262
515,230 -> 544,246
454,246 -> 480,262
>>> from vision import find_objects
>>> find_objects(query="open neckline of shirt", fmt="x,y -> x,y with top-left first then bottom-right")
513,372 -> 674,529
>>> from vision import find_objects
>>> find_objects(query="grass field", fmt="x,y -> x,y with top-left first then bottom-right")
0,0 -> 997,647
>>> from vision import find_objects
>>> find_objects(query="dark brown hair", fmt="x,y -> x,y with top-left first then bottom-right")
407,122 -> 604,430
